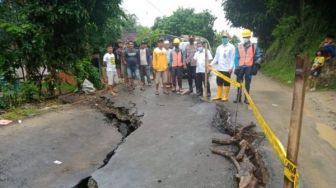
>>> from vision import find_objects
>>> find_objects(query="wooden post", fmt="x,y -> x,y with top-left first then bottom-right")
203,43 -> 208,101
284,55 -> 309,188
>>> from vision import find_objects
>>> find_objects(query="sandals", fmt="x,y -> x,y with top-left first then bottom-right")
155,90 -> 159,95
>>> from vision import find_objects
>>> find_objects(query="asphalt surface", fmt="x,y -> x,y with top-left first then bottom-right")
0,106 -> 122,188
91,83 -> 238,188
0,72 -> 334,188
249,74 -> 336,188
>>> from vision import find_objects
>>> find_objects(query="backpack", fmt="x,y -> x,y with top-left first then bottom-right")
251,44 -> 261,75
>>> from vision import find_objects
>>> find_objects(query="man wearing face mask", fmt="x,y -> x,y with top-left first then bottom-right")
171,38 -> 184,94
194,41 -> 213,97
234,29 -> 261,104
184,35 -> 197,94
209,32 -> 235,102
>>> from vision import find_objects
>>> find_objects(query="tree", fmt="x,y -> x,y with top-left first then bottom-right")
135,26 -> 162,48
0,0 -> 125,106
152,8 -> 216,46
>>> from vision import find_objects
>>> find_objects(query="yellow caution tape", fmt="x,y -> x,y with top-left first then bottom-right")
209,66 -> 299,187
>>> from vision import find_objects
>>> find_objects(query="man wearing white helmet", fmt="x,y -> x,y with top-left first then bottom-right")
209,32 -> 235,102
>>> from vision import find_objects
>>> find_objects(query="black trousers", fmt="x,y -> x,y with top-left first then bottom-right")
216,71 -> 231,86
196,73 -> 210,95
187,64 -> 196,91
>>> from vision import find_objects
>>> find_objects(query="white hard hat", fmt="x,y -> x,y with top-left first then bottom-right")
164,40 -> 170,44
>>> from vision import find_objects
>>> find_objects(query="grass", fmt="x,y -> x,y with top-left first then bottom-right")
1,106 -> 38,120
262,21 -> 336,91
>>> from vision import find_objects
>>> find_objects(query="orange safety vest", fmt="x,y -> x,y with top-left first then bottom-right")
238,44 -> 255,66
172,49 -> 183,67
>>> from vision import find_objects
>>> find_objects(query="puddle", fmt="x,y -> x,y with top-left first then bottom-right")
316,122 -> 336,149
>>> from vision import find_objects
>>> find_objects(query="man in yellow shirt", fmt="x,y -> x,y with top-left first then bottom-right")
152,38 -> 169,95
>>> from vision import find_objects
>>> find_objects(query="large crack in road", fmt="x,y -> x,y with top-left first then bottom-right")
73,95 -> 143,188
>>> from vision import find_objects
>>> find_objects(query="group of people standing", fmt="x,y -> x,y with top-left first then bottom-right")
102,29 -> 261,105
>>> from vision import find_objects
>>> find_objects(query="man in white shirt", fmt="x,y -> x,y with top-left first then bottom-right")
103,45 -> 118,96
194,41 -> 213,97
209,32 -> 235,101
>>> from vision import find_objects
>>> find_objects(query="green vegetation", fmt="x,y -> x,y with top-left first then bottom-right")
222,0 -> 336,88
0,0 -> 126,109
152,8 -> 216,46
1,106 -> 38,120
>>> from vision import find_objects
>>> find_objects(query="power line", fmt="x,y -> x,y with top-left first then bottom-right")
145,0 -> 166,15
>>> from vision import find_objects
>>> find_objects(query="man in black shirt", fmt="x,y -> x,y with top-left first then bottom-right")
124,41 -> 140,90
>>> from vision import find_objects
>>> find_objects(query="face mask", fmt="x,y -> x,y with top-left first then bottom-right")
243,38 -> 250,44
197,47 -> 203,52
222,38 -> 229,45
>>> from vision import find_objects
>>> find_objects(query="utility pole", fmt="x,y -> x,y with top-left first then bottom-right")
284,55 -> 309,188
203,43 -> 208,101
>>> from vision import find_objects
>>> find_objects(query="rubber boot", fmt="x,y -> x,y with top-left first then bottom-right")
233,88 -> 242,103
212,86 -> 223,100
244,97 -> 249,104
222,86 -> 230,102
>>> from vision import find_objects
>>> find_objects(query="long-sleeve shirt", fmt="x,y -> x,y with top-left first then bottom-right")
152,47 -> 168,72
211,43 -> 235,72
234,43 -> 261,68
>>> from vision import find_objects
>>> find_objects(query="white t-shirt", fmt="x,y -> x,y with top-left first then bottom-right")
103,53 -> 116,72
140,49 -> 148,65
193,50 -> 213,73
211,43 -> 235,72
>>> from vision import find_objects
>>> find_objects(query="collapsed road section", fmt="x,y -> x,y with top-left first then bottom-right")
210,103 -> 269,188
73,95 -> 143,188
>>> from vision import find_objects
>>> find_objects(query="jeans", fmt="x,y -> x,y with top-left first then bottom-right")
235,66 -> 252,100
172,66 -> 183,89
139,65 -> 151,84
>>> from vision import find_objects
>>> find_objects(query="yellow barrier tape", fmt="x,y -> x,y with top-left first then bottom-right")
209,66 -> 299,187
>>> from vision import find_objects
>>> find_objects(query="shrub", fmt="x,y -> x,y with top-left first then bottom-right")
74,58 -> 103,90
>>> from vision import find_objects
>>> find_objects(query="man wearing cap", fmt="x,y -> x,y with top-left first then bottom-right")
234,29 -> 261,104
184,35 -> 197,94
152,38 -> 169,95
209,32 -> 235,102
139,41 -> 152,90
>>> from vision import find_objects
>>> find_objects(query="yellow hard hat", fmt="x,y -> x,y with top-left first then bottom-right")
173,38 -> 181,44
242,29 -> 252,38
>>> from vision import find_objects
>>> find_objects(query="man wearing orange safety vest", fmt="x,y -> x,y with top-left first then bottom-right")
234,29 -> 261,104
171,38 -> 184,94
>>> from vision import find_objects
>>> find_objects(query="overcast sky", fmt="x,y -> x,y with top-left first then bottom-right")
121,0 -> 243,37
